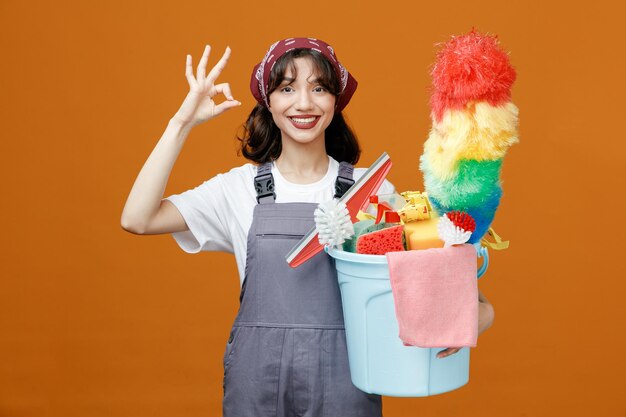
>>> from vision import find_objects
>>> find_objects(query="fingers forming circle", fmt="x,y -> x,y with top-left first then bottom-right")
214,99 -> 241,115
213,83 -> 234,100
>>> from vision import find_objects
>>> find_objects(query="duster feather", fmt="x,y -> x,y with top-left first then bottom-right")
423,101 -> 519,180
430,29 -> 517,123
420,30 -> 518,243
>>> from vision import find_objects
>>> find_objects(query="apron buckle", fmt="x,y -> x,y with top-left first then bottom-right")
255,172 -> 276,203
334,175 -> 355,199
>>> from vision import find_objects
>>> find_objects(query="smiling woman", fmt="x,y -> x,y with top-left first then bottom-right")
120,37 -> 397,416
238,46 -> 361,166
122,36 -> 448,417
268,58 -> 336,149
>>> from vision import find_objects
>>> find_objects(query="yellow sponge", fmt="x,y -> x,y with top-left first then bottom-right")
405,214 -> 444,250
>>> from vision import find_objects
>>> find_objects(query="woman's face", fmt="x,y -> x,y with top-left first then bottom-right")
268,57 -> 336,148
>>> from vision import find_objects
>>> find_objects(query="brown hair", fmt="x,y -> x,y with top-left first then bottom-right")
237,48 -> 361,164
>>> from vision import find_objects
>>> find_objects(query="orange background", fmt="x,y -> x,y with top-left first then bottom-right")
2,0 -> 625,416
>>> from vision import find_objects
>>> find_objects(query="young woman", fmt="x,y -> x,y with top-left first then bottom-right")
121,37 -> 495,416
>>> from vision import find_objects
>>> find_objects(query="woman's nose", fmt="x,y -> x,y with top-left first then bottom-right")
295,91 -> 314,110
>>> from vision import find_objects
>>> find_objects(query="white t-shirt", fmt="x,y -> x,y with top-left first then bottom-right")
164,155 -> 396,287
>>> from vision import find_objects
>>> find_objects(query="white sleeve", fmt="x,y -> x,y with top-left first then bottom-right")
164,176 -> 234,254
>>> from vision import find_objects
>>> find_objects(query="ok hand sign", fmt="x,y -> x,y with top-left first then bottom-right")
173,45 -> 241,128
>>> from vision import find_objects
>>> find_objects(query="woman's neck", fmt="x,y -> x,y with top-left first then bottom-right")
274,139 -> 329,184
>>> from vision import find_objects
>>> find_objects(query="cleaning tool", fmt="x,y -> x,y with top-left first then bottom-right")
438,211 -> 476,247
326,246 -> 473,396
302,32 -> 517,398
406,215 -> 444,250
420,30 -> 519,243
314,199 -> 354,248
356,225 -> 405,255
342,219 -> 387,253
386,245 -> 479,348
286,152 -> 392,267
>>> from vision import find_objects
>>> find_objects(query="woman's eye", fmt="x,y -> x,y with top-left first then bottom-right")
313,86 -> 327,93
281,86 -> 294,93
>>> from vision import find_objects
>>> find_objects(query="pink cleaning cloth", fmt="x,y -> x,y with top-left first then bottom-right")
386,244 -> 478,348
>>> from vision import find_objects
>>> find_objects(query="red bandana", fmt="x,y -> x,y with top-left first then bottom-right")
250,37 -> 357,113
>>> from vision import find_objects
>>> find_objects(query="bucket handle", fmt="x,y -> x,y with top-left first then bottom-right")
475,243 -> 489,279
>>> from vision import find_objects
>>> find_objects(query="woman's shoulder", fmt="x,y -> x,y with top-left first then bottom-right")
184,163 -> 257,202
215,163 -> 258,184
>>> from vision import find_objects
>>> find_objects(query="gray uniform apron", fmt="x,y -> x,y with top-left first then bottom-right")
222,162 -> 383,417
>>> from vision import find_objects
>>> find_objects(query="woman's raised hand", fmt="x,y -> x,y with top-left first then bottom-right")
172,45 -> 241,128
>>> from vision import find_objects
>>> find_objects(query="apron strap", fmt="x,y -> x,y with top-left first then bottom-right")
254,160 -> 355,203
334,161 -> 355,199
254,162 -> 275,204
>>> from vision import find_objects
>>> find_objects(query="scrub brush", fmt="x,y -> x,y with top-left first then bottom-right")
314,199 -> 355,248
438,211 -> 476,247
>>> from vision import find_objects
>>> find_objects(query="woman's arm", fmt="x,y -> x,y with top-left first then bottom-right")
120,118 -> 194,235
121,45 -> 240,235
478,289 -> 495,335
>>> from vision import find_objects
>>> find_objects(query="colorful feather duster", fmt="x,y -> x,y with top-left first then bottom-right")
420,30 -> 519,243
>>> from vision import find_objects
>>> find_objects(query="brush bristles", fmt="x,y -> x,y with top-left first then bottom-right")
438,214 -> 473,247
446,211 -> 476,233
429,195 -> 499,244
314,199 -> 355,248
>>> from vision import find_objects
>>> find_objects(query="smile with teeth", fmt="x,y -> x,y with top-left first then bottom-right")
289,116 -> 319,124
